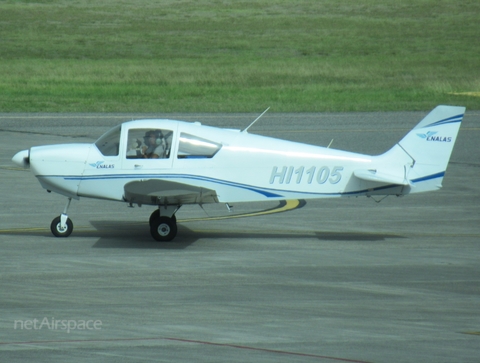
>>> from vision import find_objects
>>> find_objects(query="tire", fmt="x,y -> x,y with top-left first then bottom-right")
149,209 -> 160,227
150,216 -> 177,242
50,216 -> 73,238
149,209 -> 176,227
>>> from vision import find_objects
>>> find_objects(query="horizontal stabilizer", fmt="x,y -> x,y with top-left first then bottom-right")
354,169 -> 409,186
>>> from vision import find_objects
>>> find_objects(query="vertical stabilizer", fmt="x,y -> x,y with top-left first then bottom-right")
398,105 -> 465,193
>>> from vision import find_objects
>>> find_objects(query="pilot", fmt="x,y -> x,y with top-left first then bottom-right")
142,130 -> 166,158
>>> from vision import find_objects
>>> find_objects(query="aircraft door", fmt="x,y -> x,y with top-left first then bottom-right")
122,127 -> 175,171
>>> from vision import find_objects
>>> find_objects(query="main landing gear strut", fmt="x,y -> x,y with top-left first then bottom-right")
149,205 -> 180,242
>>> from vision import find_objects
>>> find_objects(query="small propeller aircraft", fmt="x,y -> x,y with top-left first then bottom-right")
12,105 -> 465,241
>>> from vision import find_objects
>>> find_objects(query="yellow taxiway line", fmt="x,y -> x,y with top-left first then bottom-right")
178,199 -> 305,222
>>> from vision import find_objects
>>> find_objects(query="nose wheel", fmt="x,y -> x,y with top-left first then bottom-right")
50,215 -> 73,237
50,198 -> 74,238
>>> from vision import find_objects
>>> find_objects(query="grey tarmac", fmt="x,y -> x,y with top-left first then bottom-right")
0,110 -> 479,363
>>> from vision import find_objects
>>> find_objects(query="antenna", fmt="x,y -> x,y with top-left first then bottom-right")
242,107 -> 270,133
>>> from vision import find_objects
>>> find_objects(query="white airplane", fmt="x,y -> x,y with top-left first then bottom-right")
12,105 -> 465,241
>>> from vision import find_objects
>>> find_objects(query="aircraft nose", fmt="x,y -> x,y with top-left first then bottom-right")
12,149 -> 30,169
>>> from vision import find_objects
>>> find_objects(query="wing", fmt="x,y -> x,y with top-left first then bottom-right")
124,179 -> 219,205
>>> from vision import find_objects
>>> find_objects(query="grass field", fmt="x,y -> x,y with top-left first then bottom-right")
1,0 -> 479,112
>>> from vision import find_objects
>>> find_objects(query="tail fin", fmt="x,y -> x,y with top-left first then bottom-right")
353,105 -> 465,195
398,105 -> 465,193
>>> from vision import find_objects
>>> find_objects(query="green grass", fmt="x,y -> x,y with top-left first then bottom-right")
0,0 -> 479,112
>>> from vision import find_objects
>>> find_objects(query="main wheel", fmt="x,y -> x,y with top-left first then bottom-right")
50,216 -> 73,238
150,216 -> 177,242
149,209 -> 176,227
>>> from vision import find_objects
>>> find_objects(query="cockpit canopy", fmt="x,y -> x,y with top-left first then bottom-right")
94,122 -> 222,159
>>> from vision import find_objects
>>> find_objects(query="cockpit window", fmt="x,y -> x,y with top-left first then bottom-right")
178,133 -> 222,158
95,125 -> 121,156
126,128 -> 173,159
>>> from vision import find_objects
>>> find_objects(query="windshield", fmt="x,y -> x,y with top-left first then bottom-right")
95,125 -> 121,156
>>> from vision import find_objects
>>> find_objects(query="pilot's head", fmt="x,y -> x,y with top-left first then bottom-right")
144,130 -> 163,145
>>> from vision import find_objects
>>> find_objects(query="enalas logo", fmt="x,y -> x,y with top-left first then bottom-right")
89,161 -> 115,169
416,131 -> 452,142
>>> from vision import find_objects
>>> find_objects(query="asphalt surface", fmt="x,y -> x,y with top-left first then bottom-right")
1,110 -> 479,362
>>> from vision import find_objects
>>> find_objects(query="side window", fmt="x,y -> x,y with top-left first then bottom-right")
126,128 -> 173,159
95,125 -> 121,156
178,133 -> 222,159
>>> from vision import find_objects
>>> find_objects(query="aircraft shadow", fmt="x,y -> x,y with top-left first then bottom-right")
314,231 -> 405,241
0,221 -> 406,249
88,221 -> 197,250
88,220 -> 405,249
